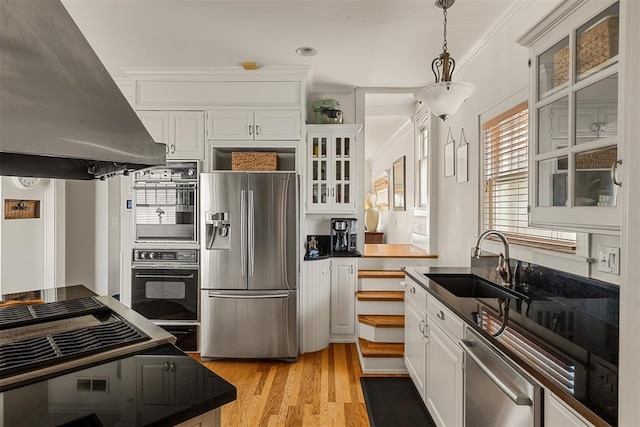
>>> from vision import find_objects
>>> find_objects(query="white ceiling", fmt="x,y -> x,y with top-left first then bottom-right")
61,0 -> 513,159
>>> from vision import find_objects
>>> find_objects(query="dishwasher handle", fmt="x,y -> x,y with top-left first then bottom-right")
460,339 -> 532,406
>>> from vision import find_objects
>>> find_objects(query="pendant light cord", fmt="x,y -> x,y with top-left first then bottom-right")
442,7 -> 448,53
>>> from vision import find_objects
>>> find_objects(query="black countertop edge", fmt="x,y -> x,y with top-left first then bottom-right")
304,253 -> 361,260
402,266 -> 614,427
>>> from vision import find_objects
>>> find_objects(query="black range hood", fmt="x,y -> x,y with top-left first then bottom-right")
0,0 -> 165,180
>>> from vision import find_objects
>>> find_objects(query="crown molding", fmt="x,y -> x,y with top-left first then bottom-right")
456,0 -> 537,74
121,66 -> 312,81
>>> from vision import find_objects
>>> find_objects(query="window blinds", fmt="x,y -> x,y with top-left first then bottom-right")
482,102 -> 576,251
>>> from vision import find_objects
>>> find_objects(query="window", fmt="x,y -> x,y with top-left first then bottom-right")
482,101 -> 576,251
415,102 -> 429,207
373,173 -> 389,210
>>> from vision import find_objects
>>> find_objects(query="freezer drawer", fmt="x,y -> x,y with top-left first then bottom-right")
201,290 -> 297,360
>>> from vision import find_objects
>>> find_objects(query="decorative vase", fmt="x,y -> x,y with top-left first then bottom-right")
365,208 -> 379,232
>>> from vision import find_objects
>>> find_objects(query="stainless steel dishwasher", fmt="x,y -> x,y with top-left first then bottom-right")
461,327 -> 542,427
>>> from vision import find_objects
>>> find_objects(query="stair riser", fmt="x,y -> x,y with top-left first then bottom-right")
359,323 -> 404,343
359,278 -> 405,291
356,300 -> 404,315
356,345 -> 408,374
358,258 -> 413,270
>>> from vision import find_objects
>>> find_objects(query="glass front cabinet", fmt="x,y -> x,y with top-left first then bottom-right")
518,0 -> 623,233
306,124 -> 361,213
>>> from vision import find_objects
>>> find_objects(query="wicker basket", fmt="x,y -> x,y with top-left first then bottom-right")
577,15 -> 619,75
4,199 -> 40,219
553,15 -> 618,85
575,147 -> 617,170
553,46 -> 570,86
231,152 -> 278,171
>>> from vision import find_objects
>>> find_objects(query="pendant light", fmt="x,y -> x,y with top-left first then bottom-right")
415,0 -> 476,121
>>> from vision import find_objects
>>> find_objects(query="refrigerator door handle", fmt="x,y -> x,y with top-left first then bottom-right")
207,291 -> 288,299
241,190 -> 247,277
248,190 -> 255,276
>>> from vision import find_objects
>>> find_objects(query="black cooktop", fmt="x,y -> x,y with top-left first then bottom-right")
0,297 -> 108,330
0,298 -> 150,382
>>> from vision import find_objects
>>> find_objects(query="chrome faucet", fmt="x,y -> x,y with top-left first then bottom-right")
472,230 -> 512,286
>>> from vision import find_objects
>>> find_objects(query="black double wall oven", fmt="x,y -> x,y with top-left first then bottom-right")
131,162 -> 200,352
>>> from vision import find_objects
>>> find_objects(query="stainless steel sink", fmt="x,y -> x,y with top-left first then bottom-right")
424,274 -> 525,299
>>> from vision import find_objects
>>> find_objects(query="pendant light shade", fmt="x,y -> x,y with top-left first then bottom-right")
415,0 -> 475,121
415,81 -> 476,121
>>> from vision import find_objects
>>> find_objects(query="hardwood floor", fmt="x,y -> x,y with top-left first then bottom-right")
191,343 -> 407,426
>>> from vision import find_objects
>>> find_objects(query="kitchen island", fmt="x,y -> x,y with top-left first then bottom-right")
0,285 -> 237,426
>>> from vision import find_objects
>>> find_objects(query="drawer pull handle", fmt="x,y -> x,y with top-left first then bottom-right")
410,287 -> 416,294
418,320 -> 425,334
437,310 -> 445,320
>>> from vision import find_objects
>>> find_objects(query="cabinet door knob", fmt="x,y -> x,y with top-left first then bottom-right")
611,159 -> 622,187
410,287 -> 416,294
165,145 -> 169,154
418,319 -> 425,334
249,125 -> 253,135
164,361 -> 171,371
170,144 -> 176,154
170,362 -> 176,372
256,125 -> 260,135
437,310 -> 445,320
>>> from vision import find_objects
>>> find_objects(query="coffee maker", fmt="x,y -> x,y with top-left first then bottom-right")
330,218 -> 359,255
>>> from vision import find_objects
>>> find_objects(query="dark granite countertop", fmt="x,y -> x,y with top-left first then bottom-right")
0,343 -> 236,427
403,265 -> 618,427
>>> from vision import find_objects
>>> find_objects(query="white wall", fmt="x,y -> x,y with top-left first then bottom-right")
65,180 -> 96,290
0,177 -> 46,294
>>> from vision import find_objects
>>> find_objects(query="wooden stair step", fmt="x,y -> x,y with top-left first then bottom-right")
358,270 -> 405,279
356,291 -> 404,302
358,338 -> 404,358
358,314 -> 404,328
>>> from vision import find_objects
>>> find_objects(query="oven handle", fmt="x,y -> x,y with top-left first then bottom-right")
460,338 -> 532,406
135,273 -> 195,279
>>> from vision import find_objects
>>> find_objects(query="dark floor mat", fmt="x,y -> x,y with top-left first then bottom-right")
360,377 -> 436,427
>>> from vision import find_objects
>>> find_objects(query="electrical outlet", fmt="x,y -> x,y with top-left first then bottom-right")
597,246 -> 620,275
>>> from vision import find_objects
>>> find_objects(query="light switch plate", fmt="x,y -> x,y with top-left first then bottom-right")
597,246 -> 620,275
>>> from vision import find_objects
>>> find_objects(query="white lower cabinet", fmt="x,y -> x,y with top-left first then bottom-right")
300,259 -> 331,352
425,321 -> 464,427
330,258 -> 357,337
545,392 -> 594,427
403,281 -> 428,401
404,276 -> 464,427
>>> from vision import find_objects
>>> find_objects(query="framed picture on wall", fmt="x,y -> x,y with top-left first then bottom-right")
392,156 -> 406,211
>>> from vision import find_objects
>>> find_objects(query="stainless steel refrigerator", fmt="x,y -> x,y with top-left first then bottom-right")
200,171 -> 298,361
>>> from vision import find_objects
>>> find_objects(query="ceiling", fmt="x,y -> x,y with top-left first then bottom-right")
61,0 -> 513,159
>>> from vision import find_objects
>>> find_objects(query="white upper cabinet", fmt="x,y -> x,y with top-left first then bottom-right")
306,124 -> 361,213
518,0 -> 622,234
138,110 -> 205,160
206,108 -> 301,141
